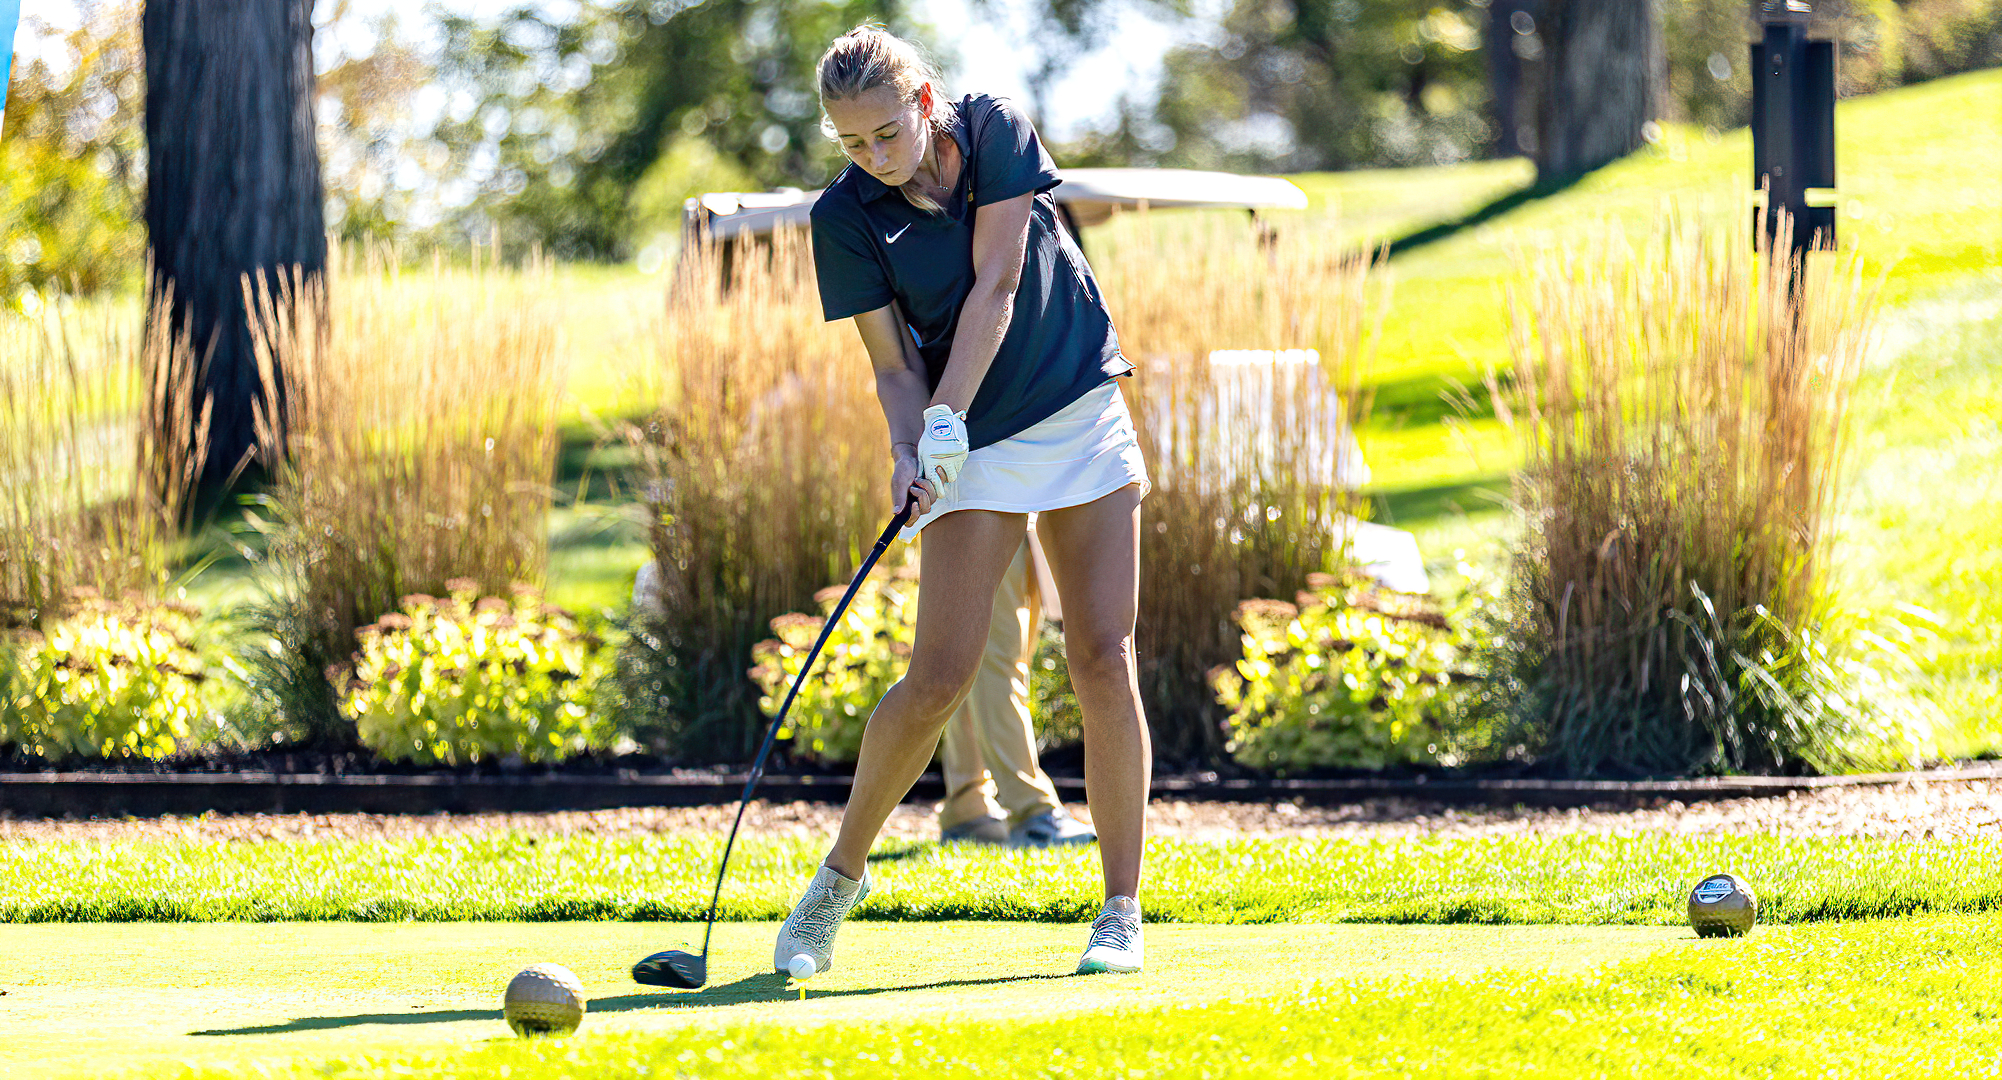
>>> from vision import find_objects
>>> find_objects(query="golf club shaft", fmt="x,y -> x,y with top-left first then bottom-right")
696,493 -> 919,958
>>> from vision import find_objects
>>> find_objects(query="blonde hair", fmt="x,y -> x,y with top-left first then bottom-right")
817,24 -> 956,214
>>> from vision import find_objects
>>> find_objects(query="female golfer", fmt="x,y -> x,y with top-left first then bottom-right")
774,23 -> 1151,976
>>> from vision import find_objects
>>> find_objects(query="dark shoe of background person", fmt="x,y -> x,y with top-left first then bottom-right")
1008,806 -> 1097,848
940,814 -> 1010,845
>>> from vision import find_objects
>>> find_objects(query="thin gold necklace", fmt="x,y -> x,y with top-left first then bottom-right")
915,136 -> 946,203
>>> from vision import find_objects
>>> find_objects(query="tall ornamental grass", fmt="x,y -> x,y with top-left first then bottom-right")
1492,216 -> 1934,776
1096,215 -> 1384,763
0,291 -> 206,627
619,217 -> 1385,765
0,291 -> 217,761
614,231 -> 887,759
240,248 -> 562,746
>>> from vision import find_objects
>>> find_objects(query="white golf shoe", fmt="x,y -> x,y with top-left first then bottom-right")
773,863 -> 870,975
1075,894 -> 1143,974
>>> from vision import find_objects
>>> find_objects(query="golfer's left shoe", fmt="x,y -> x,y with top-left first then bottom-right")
774,863 -> 870,975
1076,894 -> 1143,974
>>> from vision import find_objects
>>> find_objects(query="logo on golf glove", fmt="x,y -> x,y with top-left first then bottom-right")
918,404 -> 969,485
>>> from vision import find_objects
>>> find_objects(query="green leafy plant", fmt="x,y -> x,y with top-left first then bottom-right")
1212,571 -> 1486,773
0,593 -> 217,760
745,558 -> 1094,765
339,581 -> 610,766
747,566 -> 920,765
1030,622 -> 1084,752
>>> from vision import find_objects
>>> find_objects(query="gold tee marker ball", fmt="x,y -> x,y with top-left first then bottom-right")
1688,873 -> 1758,937
504,963 -> 587,1037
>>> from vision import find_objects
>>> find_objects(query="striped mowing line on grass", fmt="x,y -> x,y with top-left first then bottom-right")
4,834 -> 2000,925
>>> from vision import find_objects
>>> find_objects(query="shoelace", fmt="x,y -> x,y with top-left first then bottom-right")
1086,909 -> 1139,952
788,882 -> 851,949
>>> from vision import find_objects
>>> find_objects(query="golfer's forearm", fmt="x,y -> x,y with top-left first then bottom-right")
933,281 -> 1015,413
875,365 -> 931,449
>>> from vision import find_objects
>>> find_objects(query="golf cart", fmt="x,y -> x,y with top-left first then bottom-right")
660,167 -> 1427,596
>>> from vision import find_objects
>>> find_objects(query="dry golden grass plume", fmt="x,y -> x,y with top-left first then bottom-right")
1095,213 -> 1386,761
0,288 -> 207,629
615,230 -> 888,756
1497,213 -> 1881,774
245,245 -> 561,662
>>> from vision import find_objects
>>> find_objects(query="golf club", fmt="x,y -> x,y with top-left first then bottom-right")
633,492 -> 919,989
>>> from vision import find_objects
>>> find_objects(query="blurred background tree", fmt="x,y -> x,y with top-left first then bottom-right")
0,1 -> 146,302
417,0 -> 924,260
1119,0 -> 1496,173
2,0 -> 1997,286
968,0 -> 1192,132
314,2 -> 432,244
145,0 -> 326,491
1532,0 -> 1666,179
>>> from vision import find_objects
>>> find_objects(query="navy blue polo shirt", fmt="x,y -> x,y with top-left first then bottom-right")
810,94 -> 1132,451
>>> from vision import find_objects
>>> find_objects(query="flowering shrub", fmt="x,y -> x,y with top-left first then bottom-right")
1030,622 -> 1084,751
748,567 -> 919,765
1211,569 -> 1487,773
0,593 -> 214,760
340,580 -> 610,765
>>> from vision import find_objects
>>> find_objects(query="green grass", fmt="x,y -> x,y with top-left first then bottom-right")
1832,274 -> 2002,758
24,914 -> 1999,1078
9,833 -> 2002,926
2,919 -> 1681,1079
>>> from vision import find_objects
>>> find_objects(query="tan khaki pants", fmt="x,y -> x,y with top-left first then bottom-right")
936,536 -> 1065,828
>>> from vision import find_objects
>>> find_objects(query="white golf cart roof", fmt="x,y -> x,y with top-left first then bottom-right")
673,171 -> 1429,594
684,168 -> 1309,239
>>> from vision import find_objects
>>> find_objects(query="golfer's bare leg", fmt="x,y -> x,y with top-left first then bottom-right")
824,509 -> 1026,880
1035,484 -> 1149,900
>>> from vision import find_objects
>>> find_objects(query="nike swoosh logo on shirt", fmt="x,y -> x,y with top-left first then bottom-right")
885,224 -> 911,244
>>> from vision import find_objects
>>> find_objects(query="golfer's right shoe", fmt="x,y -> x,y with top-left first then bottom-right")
1076,894 -> 1143,974
774,864 -> 870,976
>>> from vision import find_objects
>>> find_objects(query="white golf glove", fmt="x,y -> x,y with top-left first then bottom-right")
917,404 -> 969,486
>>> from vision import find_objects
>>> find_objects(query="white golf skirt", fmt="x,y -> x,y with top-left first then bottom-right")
905,379 -> 1151,541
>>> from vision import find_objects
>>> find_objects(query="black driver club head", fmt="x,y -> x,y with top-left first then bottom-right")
632,949 -> 707,989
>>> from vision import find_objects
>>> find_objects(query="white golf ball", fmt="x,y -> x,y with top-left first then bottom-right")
787,953 -> 818,981
503,962 -> 586,1037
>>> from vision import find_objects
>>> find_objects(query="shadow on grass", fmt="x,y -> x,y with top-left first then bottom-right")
190,971 -> 1069,1036
1370,475 -> 1513,529
867,840 -> 942,864
1378,173 -> 1585,260
1364,371 -> 1501,432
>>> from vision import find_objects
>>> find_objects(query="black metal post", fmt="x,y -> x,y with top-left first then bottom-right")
1751,1 -> 1837,257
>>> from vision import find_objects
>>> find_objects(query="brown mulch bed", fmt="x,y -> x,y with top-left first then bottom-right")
6,779 -> 2000,843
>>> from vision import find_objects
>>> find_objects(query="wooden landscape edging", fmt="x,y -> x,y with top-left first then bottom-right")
3,762 -> 2000,818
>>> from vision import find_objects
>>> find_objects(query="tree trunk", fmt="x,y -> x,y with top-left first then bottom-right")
1487,0 -> 1541,158
1535,0 -> 1667,179
144,0 -> 325,491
